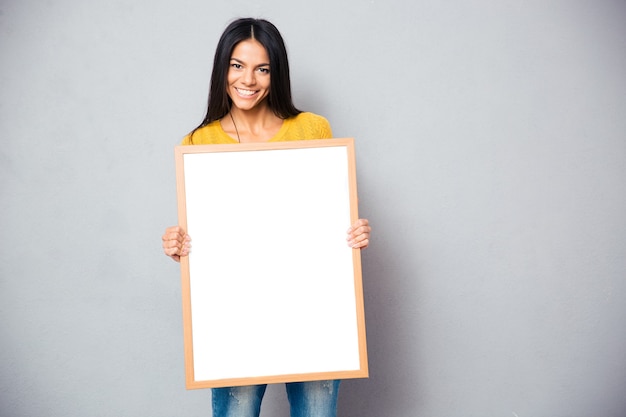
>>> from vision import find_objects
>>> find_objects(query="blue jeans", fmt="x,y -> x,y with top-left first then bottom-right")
212,380 -> 340,417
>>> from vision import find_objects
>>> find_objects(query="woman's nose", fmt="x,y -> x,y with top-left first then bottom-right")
242,69 -> 255,85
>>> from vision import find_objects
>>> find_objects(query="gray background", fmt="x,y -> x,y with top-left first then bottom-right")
1,1 -> 625,416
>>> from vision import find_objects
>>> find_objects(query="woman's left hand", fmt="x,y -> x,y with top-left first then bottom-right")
347,219 -> 371,249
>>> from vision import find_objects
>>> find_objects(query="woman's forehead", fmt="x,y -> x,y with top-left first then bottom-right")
231,39 -> 269,62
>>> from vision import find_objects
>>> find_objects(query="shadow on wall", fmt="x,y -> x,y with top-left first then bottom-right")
338,200 -> 426,415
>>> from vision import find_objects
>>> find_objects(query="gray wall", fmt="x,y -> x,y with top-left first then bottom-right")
1,1 -> 625,416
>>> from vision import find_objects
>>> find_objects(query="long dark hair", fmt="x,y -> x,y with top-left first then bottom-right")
190,18 -> 300,141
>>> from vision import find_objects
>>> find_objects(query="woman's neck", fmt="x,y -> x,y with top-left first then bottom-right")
224,105 -> 283,143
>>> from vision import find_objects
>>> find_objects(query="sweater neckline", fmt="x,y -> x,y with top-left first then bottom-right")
219,117 -> 290,143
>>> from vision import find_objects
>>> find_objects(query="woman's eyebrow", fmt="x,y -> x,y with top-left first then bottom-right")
230,57 -> 270,67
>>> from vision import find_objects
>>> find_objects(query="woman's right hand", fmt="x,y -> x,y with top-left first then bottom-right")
162,226 -> 191,262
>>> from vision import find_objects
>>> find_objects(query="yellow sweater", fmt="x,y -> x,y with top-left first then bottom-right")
182,112 -> 333,145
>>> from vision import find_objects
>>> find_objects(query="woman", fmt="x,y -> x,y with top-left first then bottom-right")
161,18 -> 370,417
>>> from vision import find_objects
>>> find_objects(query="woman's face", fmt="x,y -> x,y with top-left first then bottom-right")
227,39 -> 271,112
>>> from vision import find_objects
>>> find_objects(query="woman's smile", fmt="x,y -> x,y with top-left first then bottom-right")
234,87 -> 259,97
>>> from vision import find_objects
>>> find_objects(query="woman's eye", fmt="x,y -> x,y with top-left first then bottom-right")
258,67 -> 270,74
231,63 -> 242,69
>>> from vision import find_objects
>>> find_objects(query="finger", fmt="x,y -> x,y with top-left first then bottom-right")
348,238 -> 369,249
179,241 -> 191,255
346,227 -> 371,244
163,243 -> 182,256
162,226 -> 188,241
162,238 -> 187,250
347,234 -> 369,248
348,225 -> 371,237
162,232 -> 186,244
353,219 -> 369,228
347,218 -> 370,249
353,238 -> 369,249
347,219 -> 369,233
162,233 -> 191,247
166,225 -> 186,234
162,237 -> 191,257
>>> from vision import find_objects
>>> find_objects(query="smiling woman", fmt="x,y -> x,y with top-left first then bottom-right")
160,17 -> 371,417
186,18 -> 302,145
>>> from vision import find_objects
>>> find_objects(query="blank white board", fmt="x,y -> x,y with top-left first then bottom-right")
174,138 -> 368,389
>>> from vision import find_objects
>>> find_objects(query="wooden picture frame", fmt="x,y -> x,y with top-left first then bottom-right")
174,138 -> 368,389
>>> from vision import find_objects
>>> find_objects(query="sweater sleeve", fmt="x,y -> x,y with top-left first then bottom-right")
180,134 -> 192,145
318,116 -> 333,139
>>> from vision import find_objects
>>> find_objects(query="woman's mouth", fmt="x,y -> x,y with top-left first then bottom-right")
235,88 -> 257,97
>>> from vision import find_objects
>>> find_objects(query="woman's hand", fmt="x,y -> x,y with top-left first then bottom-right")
347,219 -> 371,249
162,226 -> 191,262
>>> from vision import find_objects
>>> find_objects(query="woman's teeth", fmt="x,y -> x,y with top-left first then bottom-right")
236,88 -> 256,96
